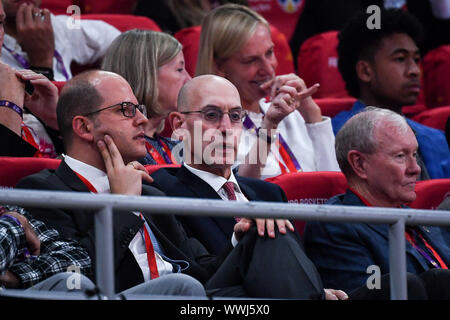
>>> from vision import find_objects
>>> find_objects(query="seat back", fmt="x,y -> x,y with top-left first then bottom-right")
174,24 -> 295,77
266,171 -> 348,235
41,0 -> 73,15
80,14 -> 161,32
408,179 -> 450,210
422,45 -> 450,108
0,157 -> 61,188
296,31 -> 350,99
315,97 -> 357,118
80,0 -> 137,14
145,164 -> 181,175
412,106 -> 450,131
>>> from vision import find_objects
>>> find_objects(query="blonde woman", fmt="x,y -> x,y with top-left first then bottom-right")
196,4 -> 340,179
102,29 -> 191,165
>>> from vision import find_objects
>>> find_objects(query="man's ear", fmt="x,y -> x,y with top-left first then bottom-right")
355,60 -> 373,84
72,115 -> 95,142
347,150 -> 369,180
168,112 -> 185,141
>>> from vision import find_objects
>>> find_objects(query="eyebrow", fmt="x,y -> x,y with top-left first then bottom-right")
390,48 -> 421,56
202,104 -> 242,110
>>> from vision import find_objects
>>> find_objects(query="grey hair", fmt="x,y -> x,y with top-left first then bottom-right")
335,106 -> 409,176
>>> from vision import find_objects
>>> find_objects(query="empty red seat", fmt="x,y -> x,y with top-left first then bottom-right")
0,157 -> 61,188
412,106 -> 450,131
315,97 -> 357,118
408,179 -> 450,210
297,31 -> 350,99
52,81 -> 66,94
174,24 -> 295,77
422,45 -> 450,108
145,164 -> 181,175
266,171 -> 348,235
41,0 -> 73,15
80,14 -> 161,32
81,0 -> 137,14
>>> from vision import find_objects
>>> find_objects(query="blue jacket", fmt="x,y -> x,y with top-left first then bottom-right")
332,101 -> 450,179
303,189 -> 450,293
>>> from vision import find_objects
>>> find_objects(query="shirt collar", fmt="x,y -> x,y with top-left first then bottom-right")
183,163 -> 243,194
63,155 -> 110,193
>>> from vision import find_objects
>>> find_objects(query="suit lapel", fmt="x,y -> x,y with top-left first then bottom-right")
342,190 -> 431,271
54,160 -> 92,192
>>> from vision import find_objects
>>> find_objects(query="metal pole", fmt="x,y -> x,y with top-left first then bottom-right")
389,219 -> 407,300
95,206 -> 115,300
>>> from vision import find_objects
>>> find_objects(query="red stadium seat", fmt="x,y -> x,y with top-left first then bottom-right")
422,45 -> 450,109
266,171 -> 348,235
412,106 -> 450,131
248,0 -> 305,41
408,179 -> 450,210
80,14 -> 161,32
41,0 -> 73,15
0,157 -> 61,188
315,97 -> 357,118
297,31 -> 350,99
174,24 -> 295,77
52,81 -> 66,94
145,164 -> 181,175
80,0 -> 137,14
174,26 -> 201,77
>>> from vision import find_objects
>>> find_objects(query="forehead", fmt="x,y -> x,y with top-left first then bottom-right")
190,81 -> 241,110
94,75 -> 137,105
375,33 -> 419,57
373,121 -> 418,152
234,23 -> 273,58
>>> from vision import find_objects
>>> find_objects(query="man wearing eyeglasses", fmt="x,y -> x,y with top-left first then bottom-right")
16,70 -> 346,299
150,75 -> 350,300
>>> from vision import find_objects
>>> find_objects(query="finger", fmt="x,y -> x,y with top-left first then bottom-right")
275,219 -> 287,234
97,139 -> 114,173
131,161 -> 149,174
334,290 -> 349,300
141,171 -> 154,184
296,83 -> 320,101
104,134 -> 125,168
325,291 -> 338,300
259,77 -> 275,91
255,218 -> 266,237
266,219 -> 275,238
16,3 -> 27,29
42,9 -> 51,24
285,219 -> 295,232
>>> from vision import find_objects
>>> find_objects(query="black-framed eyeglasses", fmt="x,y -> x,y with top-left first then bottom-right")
82,102 -> 147,118
181,106 -> 247,124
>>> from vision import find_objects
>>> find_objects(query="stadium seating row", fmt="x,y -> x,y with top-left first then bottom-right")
1,157 -> 448,237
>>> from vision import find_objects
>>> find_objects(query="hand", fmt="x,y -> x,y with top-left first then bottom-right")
0,62 -> 25,105
97,134 -> 153,196
0,271 -> 21,288
324,288 -> 349,300
0,211 -> 40,256
261,74 -> 321,126
16,69 -> 59,130
234,217 -> 294,241
16,4 -> 54,68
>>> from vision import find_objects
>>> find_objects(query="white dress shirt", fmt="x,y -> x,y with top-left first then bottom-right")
183,163 -> 248,246
63,155 -> 173,281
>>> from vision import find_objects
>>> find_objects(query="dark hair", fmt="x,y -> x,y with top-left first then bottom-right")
337,8 -> 423,98
56,71 -> 104,145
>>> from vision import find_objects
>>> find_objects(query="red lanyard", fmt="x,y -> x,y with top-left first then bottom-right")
74,171 -> 160,279
145,138 -> 177,165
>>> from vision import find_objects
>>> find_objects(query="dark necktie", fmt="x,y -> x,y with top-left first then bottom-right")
222,181 -> 237,201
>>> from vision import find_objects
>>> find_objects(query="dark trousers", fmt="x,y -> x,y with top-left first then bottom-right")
205,227 -> 325,299
349,269 -> 450,300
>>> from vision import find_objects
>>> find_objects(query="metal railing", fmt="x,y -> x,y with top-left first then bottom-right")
1,188 -> 450,300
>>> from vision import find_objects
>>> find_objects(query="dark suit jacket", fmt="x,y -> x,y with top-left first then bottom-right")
151,165 -> 289,254
0,124 -> 37,157
303,189 -> 450,293
16,160 -> 225,292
